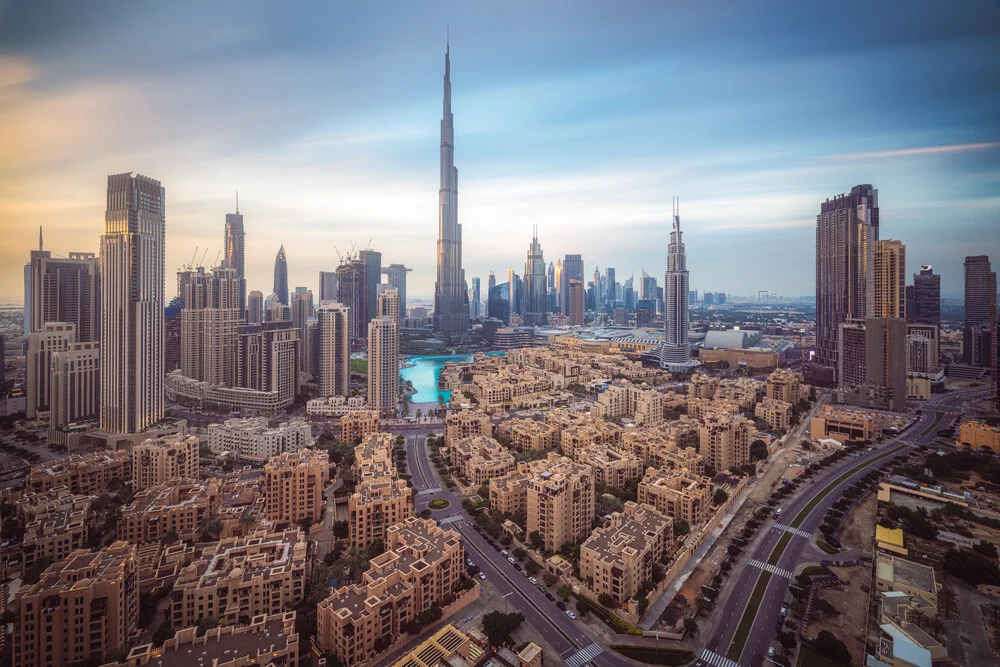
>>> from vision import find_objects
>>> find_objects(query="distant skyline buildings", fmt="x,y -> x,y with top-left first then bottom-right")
272,245 -> 288,306
963,255 -> 996,368
224,202 -> 247,316
523,227 -> 546,326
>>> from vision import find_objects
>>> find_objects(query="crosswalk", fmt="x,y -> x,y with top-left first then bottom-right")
439,514 -> 464,525
417,486 -> 442,495
747,558 -> 793,579
565,643 -> 603,667
699,648 -> 740,667
772,522 -> 812,539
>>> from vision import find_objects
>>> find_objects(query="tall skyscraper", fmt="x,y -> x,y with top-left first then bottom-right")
291,289 -> 315,373
100,172 -> 165,434
359,249 -> 382,330
561,254 -> 584,316
337,258 -> 367,339
433,41 -> 470,340
661,199 -> 697,371
963,255 -> 997,367
180,265 -> 241,387
873,240 -> 906,319
236,321 -> 300,405
378,287 -> 400,322
547,262 -> 555,291
27,322 -> 76,419
815,184 -> 879,383
224,199 -> 246,315
23,226 -> 49,336
487,271 -> 497,320
568,279 -> 585,326
470,277 -> 481,319
318,303 -> 350,398
524,228 -> 547,326
319,270 -> 339,305
368,314 -> 399,416
381,264 -> 411,317
247,290 -> 264,325
31,251 -> 100,343
50,340 -> 100,429
605,267 -> 616,309
553,260 -> 563,309
273,245 -> 289,306
909,265 -> 940,327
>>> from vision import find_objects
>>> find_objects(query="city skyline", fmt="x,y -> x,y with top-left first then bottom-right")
2,1 -> 999,302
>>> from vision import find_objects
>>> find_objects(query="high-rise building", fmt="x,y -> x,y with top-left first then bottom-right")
526,455 -> 595,553
569,279 -> 585,326
100,173 -> 165,434
291,289 -> 314,373
381,264 -> 411,316
359,249 -> 382,331
337,258 -> 367,339
606,267 -> 617,309
181,265 -> 241,387
264,448 -> 329,525
553,259 -> 563,309
247,289 -> 264,325
640,270 -> 657,302
319,270 -> 339,304
273,245 -> 288,306
508,269 -> 523,317
839,318 -> 906,411
470,276 -> 481,319
236,321 -> 300,407
524,228 -> 547,326
487,271 -> 497,318
368,315 -> 399,416
27,322 -> 76,419
661,199 -> 698,371
224,201 -> 246,316
963,255 -> 996,367
909,265 -> 940,327
132,433 -> 200,491
31,251 -> 100,343
318,303 -> 350,398
23,226 -> 49,336
433,42 -> 470,340
378,287 -> 400,321
873,240 -> 906,319
815,185 -> 879,382
50,341 -> 100,429
559,254 -> 584,317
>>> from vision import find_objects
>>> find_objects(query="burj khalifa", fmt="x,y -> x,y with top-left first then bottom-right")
433,41 -> 470,340
661,198 -> 699,371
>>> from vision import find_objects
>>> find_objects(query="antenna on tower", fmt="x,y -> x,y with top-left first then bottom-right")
39,225 -> 43,251
236,191 -> 239,214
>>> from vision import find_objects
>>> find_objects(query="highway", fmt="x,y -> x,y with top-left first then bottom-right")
694,386 -> 987,667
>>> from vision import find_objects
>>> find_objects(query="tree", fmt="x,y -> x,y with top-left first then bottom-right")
332,520 -> 349,539
196,616 -> 219,637
152,620 -> 175,646
525,559 -> 541,575
557,584 -> 573,600
938,583 -> 957,619
813,630 -> 851,664
750,440 -> 768,461
528,531 -> 544,550
714,489 -> 729,505
481,611 -> 524,649
943,548 -> 1000,586
683,618 -> 698,635
673,520 -> 690,537
161,529 -> 179,545
513,547 -> 527,560
598,593 -> 616,608
543,572 -> 558,587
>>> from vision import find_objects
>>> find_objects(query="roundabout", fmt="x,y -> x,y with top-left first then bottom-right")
427,498 -> 450,511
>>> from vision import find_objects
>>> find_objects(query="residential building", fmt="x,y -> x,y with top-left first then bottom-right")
382,264 -> 412,316
445,410 -> 493,444
489,469 -> 533,517
689,373 -> 718,399
180,264 -> 241,387
223,206 -> 246,315
13,542 -> 138,667
233,320 -> 300,409
291,289 -> 314,373
337,258 -> 367,339
766,368 -> 802,404
389,623 -> 487,667
620,427 -> 704,474
49,341 -> 100,429
26,321 -> 76,419
306,394 -> 367,417
449,435 -> 516,486
132,433 -> 200,490
957,420 -> 1000,454
101,173 -> 165,434
208,417 -> 313,462
874,240 -> 906,319
560,421 -> 622,459
699,413 -> 752,472
20,488 -> 92,570
909,265 -> 940,327
341,409 -> 381,444
496,418 -> 560,452
349,476 -> 413,550
359,249 -> 383,330
264,449 -> 329,526
169,529 -> 307,629
637,467 -> 712,526
580,501 -> 673,604
30,251 -> 100,342
592,380 -> 665,426
317,518 -> 465,665
525,454 -> 595,552
575,445 -> 644,490
26,450 -> 131,495
247,289 -> 263,324
368,315 -> 399,416
118,479 -> 220,543
809,405 -> 877,443
755,398 -> 793,431
317,302 -> 350,398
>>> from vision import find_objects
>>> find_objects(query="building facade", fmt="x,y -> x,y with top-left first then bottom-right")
133,433 -> 200,490
208,417 -> 313,462
661,198 -> 697,370
264,448 -> 329,525
368,315 -> 399,416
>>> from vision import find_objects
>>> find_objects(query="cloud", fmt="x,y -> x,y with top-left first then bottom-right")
830,142 -> 1000,160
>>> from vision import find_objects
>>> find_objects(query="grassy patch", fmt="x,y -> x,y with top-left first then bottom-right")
349,359 -> 368,374
427,499 -> 450,510
801,565 -> 827,576
611,645 -> 696,665
817,539 -> 839,554
768,533 -> 792,565
919,411 -> 944,438
727,571 -> 772,661
575,594 -> 643,635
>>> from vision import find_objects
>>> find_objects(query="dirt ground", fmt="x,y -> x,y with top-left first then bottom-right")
802,566 -> 870,665
839,492 -> 877,553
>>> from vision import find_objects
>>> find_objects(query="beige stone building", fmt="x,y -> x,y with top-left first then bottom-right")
688,373 -> 719,399
957,420 -> 1000,454
445,410 -> 493,444
699,413 -> 753,472
637,467 -> 712,526
687,396 -> 743,421
620,426 -> 704,473
353,432 -> 396,481
389,623 -> 487,667
449,435 -> 516,486
575,445 -> 644,490
340,409 -> 381,444
26,449 -> 131,495
809,405 -> 877,443
170,529 -> 308,629
714,377 -> 765,410
559,421 -> 622,459
349,477 -> 413,550
118,479 -> 220,544
317,517 -> 466,666
215,468 -> 267,538
496,418 -> 561,452
19,487 -> 92,570
489,469 -> 533,517
592,380 -> 665,426
580,501 -> 674,603
13,541 -> 138,667
132,433 -> 200,490
754,397 -> 793,431
263,448 -> 329,525
525,453 -> 595,552
766,368 -> 803,403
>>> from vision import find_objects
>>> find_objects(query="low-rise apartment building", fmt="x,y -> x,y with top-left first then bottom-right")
317,517 -> 465,666
118,479 -> 221,544
215,468 -> 267,538
13,542 -> 138,667
133,433 -> 200,490
449,435 -> 516,486
26,449 -> 131,495
754,398 -> 793,431
559,421 -> 622,459
592,380 -> 665,426
489,469 -> 533,517
699,413 -> 752,472
574,445 -> 644,490
353,432 -> 396,481
766,368 -> 803,403
207,417 -> 313,462
264,448 -> 329,526
19,487 -> 92,570
809,405 -> 877,443
620,426 -> 704,473
340,409 -> 381,444
637,466 -> 712,526
957,420 -> 1000,454
349,477 -> 413,550
496,418 -> 561,452
445,410 -> 493,444
686,396 -> 742,421
580,501 -> 673,604
525,454 -> 595,553
688,373 -> 718,399
306,394 -> 368,417
170,529 -> 308,629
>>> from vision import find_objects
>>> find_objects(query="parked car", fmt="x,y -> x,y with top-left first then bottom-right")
545,593 -> 555,601
566,610 -> 577,620
508,557 -> 516,564
529,577 -> 537,584
556,601 -> 566,610
478,572 -> 486,580
501,550 -> 508,557
768,647 -> 775,657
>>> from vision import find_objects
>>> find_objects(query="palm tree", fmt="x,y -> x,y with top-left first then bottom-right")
343,546 -> 370,581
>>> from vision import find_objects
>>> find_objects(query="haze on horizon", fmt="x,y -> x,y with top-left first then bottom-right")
1,0 -> 998,303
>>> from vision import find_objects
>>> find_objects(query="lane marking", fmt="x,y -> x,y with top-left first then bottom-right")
771,522 -> 812,539
747,559 -> 793,579
701,648 -> 740,667
565,643 -> 603,667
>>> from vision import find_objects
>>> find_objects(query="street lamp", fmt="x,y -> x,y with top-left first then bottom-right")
503,591 -> 514,614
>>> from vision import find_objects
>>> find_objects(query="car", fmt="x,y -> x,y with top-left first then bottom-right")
529,577 -> 537,584
768,647 -> 775,657
466,558 -> 474,566
508,557 -> 516,564
566,610 -> 577,620
478,572 -> 486,580
780,606 -> 787,615
556,601 -> 566,610
545,593 -> 555,601
492,544 -> 501,552
501,550 -> 508,557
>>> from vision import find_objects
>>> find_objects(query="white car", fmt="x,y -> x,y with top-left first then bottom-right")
508,557 -> 516,564
566,610 -> 577,620
768,647 -> 775,657
478,572 -> 486,580
528,577 -> 537,584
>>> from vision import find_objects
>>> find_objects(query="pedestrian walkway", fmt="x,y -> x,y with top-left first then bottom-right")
439,514 -> 464,525
771,522 -> 812,539
417,487 -> 442,495
565,643 -> 603,667
746,558 -> 793,579
699,648 -> 740,667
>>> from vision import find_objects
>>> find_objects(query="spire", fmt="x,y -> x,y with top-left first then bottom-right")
236,190 -> 239,214
39,225 -> 43,251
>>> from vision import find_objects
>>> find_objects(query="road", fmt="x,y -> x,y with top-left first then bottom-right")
693,386 -> 987,667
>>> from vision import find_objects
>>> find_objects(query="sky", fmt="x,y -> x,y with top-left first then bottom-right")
1,0 -> 999,303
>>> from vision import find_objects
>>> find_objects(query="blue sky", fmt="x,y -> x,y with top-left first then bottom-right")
1,0 -> 998,301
